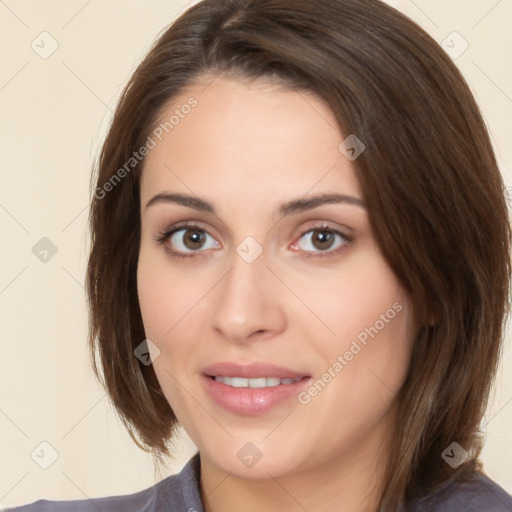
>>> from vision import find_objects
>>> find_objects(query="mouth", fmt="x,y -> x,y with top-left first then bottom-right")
201,362 -> 311,416
209,376 -> 303,388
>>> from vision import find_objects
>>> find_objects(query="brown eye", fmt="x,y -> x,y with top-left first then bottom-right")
293,227 -> 351,257
310,230 -> 336,250
181,229 -> 207,250
159,225 -> 221,256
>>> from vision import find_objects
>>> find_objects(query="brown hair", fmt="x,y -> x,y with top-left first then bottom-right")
86,0 -> 511,509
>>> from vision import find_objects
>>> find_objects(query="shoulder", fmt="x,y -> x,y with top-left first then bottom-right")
408,471 -> 512,512
4,454 -> 203,512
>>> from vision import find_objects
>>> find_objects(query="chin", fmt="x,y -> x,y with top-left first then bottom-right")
198,436 -> 315,480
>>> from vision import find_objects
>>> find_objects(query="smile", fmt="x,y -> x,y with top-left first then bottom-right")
201,363 -> 311,415
212,376 -> 303,388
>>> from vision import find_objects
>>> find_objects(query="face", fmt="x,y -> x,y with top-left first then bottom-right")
137,74 -> 417,479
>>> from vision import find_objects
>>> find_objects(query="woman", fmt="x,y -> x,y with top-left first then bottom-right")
9,0 -> 512,510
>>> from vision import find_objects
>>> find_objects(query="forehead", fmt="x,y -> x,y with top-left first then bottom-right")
140,75 -> 362,208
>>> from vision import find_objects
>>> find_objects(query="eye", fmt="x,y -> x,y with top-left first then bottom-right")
155,222 -> 352,260
291,226 -> 351,258
155,223 -> 220,259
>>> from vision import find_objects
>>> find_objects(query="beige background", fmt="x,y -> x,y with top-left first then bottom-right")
0,0 -> 511,508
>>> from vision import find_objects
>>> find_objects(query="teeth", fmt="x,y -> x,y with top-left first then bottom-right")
261,377 -> 280,387
213,376 -> 302,388
231,377 -> 248,388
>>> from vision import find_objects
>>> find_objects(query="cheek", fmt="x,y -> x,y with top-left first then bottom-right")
298,290 -> 415,456
296,246 -> 410,352
329,305 -> 414,427
136,251 -> 199,415
136,247 -> 212,410
298,248 -> 417,411
137,246 -> 203,340
137,263 -> 170,340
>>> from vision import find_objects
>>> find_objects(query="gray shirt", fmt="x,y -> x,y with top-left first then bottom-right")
6,454 -> 512,511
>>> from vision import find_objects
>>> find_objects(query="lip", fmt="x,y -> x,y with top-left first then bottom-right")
202,362 -> 308,379
202,362 -> 311,416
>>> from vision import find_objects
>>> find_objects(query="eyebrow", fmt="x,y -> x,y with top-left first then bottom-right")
144,192 -> 366,216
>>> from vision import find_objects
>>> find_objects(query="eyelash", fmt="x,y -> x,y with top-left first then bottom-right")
154,222 -> 353,260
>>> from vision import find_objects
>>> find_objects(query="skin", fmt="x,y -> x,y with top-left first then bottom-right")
137,74 -> 418,512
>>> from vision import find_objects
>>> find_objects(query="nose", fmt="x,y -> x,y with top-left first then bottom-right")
209,249 -> 287,344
